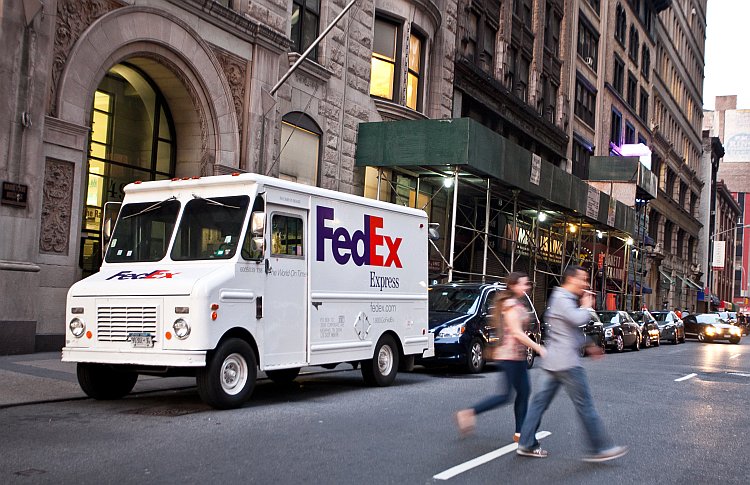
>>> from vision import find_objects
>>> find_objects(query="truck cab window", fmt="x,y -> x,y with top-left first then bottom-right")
171,195 -> 250,260
105,199 -> 180,263
271,215 -> 304,257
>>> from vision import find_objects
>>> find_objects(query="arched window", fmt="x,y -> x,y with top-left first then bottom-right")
615,5 -> 626,45
83,63 -> 175,275
279,112 -> 321,187
629,25 -> 639,62
641,45 -> 650,80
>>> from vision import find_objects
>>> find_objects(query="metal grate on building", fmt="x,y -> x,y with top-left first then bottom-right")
97,306 -> 158,341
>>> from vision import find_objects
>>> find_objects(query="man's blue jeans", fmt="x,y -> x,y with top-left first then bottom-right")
519,366 -> 612,454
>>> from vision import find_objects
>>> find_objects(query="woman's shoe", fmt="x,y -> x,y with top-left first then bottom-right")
513,433 -> 521,443
454,409 -> 476,438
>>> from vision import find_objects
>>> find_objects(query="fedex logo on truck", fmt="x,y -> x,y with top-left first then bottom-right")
316,205 -> 402,268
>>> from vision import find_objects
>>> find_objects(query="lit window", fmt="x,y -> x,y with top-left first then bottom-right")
291,0 -> 320,59
407,33 -> 423,110
370,18 -> 399,101
279,113 -> 321,187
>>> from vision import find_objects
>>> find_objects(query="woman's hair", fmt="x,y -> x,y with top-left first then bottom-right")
493,272 -> 527,318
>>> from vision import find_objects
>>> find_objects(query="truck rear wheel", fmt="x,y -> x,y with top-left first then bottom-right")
266,367 -> 301,384
361,335 -> 399,386
77,363 -> 138,400
197,338 -> 257,409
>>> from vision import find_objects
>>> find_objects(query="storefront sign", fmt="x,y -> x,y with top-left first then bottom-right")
712,240 -> 726,269
586,185 -> 600,219
1,181 -> 28,207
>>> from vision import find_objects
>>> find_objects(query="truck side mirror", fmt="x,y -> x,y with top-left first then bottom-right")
251,211 -> 265,236
251,237 -> 265,254
428,223 -> 440,240
101,201 -> 122,260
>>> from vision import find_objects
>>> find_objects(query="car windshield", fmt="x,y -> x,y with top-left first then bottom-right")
429,287 -> 481,314
597,311 -> 619,324
651,312 -> 668,322
697,314 -> 723,324
105,199 -> 181,263
171,195 -> 250,260
630,312 -> 643,322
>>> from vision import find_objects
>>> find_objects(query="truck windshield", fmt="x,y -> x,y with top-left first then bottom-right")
171,195 -> 250,260
105,199 -> 181,263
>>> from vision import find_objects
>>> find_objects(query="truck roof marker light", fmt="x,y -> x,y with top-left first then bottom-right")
232,172 -> 240,176
86,331 -> 92,339
210,303 -> 219,311
171,178 -> 180,181
211,311 -> 218,321
182,177 -> 190,180
192,176 -> 200,179
134,181 -> 142,184
165,332 -> 172,340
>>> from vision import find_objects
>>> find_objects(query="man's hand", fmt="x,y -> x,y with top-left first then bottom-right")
580,292 -> 595,309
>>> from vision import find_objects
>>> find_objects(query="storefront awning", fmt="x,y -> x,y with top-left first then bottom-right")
682,277 -> 702,291
659,269 -> 674,286
356,118 -> 636,234
629,279 -> 653,294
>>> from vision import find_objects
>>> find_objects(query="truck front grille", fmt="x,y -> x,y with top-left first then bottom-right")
97,306 -> 158,341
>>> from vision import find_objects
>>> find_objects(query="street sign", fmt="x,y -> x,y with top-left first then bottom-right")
712,240 -> 726,269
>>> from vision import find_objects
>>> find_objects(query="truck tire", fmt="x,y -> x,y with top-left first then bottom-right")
197,338 -> 257,409
266,367 -> 301,384
361,335 -> 399,386
77,363 -> 138,400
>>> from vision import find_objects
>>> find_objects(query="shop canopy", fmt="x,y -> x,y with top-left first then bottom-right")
356,118 -> 636,235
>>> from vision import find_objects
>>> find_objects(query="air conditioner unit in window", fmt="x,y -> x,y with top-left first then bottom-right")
584,56 -> 594,66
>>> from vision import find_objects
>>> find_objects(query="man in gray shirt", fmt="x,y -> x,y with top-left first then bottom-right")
517,266 -> 628,462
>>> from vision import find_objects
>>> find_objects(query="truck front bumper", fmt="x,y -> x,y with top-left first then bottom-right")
62,347 -> 207,367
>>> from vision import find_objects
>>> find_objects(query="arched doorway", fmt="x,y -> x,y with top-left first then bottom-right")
81,63 -> 176,275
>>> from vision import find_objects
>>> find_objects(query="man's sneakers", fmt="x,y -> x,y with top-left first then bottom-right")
454,409 -> 476,438
582,445 -> 629,463
516,446 -> 549,458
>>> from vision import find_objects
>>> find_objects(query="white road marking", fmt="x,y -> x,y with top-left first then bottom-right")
433,431 -> 551,481
728,372 -> 750,377
674,373 -> 697,382
730,353 -> 741,360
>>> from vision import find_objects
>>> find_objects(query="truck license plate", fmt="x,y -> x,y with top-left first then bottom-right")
129,333 -> 154,348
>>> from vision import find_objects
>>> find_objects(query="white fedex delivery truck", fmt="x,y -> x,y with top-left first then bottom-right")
62,173 -> 434,409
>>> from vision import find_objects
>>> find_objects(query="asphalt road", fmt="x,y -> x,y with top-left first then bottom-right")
1,339 -> 748,484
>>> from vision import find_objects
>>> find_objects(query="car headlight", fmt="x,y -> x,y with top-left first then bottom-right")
69,318 -> 86,338
731,327 -> 741,335
604,328 -> 613,337
172,318 -> 191,339
438,324 -> 465,338
705,326 -> 716,335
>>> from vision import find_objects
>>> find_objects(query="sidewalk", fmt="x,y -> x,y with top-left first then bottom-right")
0,352 -> 195,408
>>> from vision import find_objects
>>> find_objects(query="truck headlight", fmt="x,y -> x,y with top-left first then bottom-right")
172,318 -> 191,339
69,318 -> 86,338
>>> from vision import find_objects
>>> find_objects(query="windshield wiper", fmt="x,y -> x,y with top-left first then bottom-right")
122,196 -> 177,220
192,194 -> 241,209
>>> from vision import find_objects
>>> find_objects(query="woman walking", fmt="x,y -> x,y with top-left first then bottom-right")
455,272 -> 546,442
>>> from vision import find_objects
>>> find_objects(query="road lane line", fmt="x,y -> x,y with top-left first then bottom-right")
728,372 -> 750,377
434,431 -> 551,481
674,373 -> 697,382
730,353 -> 741,360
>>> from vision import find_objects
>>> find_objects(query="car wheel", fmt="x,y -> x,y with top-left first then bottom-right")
526,346 -> 536,369
730,337 -> 741,344
674,332 -> 680,344
615,334 -> 624,352
197,338 -> 257,409
465,338 -> 485,374
643,335 -> 651,349
632,334 -> 641,351
362,334 -> 400,386
266,367 -> 301,384
654,337 -> 660,347
698,331 -> 706,342
77,363 -> 138,400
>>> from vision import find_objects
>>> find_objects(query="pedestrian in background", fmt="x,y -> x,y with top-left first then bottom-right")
455,272 -> 546,442
517,266 -> 628,462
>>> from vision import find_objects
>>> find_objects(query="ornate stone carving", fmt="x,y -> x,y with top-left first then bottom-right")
212,45 -> 247,135
40,159 -> 74,254
49,0 -> 124,116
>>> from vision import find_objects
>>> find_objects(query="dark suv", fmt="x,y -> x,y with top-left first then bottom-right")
417,282 -> 542,373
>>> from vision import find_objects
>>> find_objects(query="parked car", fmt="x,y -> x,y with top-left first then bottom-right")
716,311 -> 738,326
683,313 -> 742,344
419,283 -> 542,373
596,311 -> 641,352
629,310 -> 661,348
541,308 -> 605,357
650,310 -> 685,344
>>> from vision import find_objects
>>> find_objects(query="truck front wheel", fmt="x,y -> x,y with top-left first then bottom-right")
361,335 -> 399,386
197,338 -> 257,409
77,363 -> 138,400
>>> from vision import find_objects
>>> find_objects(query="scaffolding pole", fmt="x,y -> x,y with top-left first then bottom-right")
447,167 -> 459,282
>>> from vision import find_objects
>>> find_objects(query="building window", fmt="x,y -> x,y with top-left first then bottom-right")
575,78 -> 596,127
613,55 -> 625,94
628,24 -> 639,62
518,56 -> 530,102
610,108 -> 622,147
663,221 -> 673,252
627,72 -> 637,107
370,17 -> 400,101
572,138 -> 593,179
688,236 -> 695,263
639,88 -> 649,120
578,16 -> 599,71
505,46 -> 517,90
641,45 -> 650,80
407,32 -> 424,110
291,0 -> 320,59
544,3 -> 562,56
587,0 -> 600,13
279,112 -> 321,186
84,64 -> 176,276
514,0 -> 533,29
615,4 -> 626,45
676,229 -> 685,259
625,122 -> 635,144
